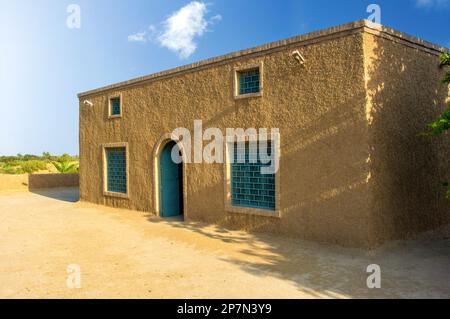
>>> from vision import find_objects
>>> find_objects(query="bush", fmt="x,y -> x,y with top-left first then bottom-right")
20,160 -> 48,174
0,153 -> 79,175
0,161 -> 20,174
52,161 -> 79,174
56,153 -> 72,163
0,165 -> 18,174
0,160 -> 47,174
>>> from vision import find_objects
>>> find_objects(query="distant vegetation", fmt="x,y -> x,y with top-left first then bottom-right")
0,153 -> 79,175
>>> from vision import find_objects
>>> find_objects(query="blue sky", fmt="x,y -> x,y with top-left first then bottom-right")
0,0 -> 449,156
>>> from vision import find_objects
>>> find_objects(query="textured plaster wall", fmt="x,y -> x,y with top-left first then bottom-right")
363,32 -> 450,245
79,33 -> 372,247
0,173 -> 79,191
28,173 -> 79,190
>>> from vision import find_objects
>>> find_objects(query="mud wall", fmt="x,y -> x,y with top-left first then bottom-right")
79,25 -> 372,247
363,31 -> 450,245
0,174 -> 79,191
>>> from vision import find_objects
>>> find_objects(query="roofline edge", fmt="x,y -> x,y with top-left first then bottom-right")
78,19 -> 448,99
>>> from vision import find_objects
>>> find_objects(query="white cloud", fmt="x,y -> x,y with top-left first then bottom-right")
211,14 -> 222,22
128,1 -> 221,59
416,0 -> 433,6
128,31 -> 147,43
148,25 -> 157,35
415,0 -> 449,7
158,1 -> 208,59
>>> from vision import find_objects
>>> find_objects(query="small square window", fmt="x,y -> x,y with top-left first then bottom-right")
238,69 -> 260,95
109,96 -> 121,117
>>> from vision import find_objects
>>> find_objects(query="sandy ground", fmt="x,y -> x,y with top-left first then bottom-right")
0,188 -> 449,299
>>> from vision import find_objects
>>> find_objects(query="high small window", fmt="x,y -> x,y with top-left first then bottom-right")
230,141 -> 276,211
106,147 -> 127,194
239,68 -> 260,95
109,96 -> 121,117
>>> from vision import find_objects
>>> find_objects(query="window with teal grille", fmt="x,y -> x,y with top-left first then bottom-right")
230,141 -> 276,211
239,68 -> 260,95
106,147 -> 127,194
110,97 -> 121,116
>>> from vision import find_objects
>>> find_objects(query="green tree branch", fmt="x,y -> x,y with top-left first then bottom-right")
429,53 -> 450,197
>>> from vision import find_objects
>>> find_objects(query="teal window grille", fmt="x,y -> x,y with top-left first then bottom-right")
110,97 -> 121,116
106,147 -> 127,194
230,141 -> 276,211
239,69 -> 260,95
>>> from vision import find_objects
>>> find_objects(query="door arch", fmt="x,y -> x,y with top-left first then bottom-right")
158,141 -> 184,217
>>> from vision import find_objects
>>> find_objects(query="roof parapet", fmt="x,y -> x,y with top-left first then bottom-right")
78,20 -> 448,98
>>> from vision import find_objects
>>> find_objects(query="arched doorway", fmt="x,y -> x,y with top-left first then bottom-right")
159,141 -> 184,217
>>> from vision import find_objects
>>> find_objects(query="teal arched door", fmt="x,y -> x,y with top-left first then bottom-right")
159,141 -> 183,217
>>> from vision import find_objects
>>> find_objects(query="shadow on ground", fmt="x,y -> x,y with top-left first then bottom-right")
30,187 -> 80,203
24,188 -> 449,298
145,215 -> 450,299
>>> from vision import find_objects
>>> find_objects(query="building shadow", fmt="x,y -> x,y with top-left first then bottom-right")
145,208 -> 450,298
29,187 -> 80,203
25,173 -> 80,202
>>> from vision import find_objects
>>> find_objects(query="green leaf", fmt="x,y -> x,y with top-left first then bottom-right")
52,160 -> 79,173
442,71 -> 450,85
440,53 -> 450,66
428,108 -> 450,136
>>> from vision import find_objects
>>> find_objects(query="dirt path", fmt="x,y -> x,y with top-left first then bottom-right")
0,188 -> 449,299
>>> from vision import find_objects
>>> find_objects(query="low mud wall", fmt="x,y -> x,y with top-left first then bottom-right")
0,174 -> 79,191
